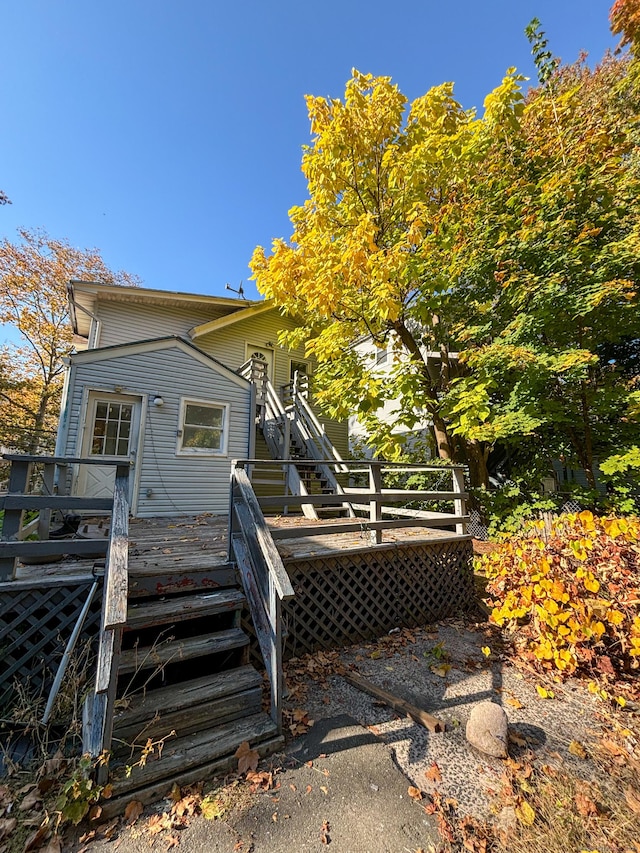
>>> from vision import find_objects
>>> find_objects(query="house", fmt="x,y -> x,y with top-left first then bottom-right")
55,280 -> 349,517
348,334 -> 459,458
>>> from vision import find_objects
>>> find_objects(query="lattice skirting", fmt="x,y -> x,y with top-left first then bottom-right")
0,578 -> 102,710
279,537 -> 474,659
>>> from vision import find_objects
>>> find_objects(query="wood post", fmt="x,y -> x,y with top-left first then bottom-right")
0,459 -> 32,581
452,467 -> 466,535
369,462 -> 383,545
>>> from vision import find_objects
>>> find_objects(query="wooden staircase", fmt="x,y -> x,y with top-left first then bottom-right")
93,572 -> 283,813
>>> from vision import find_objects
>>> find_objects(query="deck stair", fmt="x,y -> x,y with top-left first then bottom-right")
77,472 -> 288,812
238,359 -> 354,520
91,574 -> 282,811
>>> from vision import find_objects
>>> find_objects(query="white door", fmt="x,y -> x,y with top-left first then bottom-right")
77,392 -> 141,502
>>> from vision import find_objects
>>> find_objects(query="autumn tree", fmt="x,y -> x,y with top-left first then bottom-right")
250,69 -> 530,486
251,11 -> 640,494
445,22 -> 640,491
0,228 -> 140,453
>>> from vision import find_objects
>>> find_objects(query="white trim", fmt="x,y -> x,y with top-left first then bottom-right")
189,301 -> 274,339
70,337 -> 250,389
176,397 -> 230,458
74,388 -> 144,514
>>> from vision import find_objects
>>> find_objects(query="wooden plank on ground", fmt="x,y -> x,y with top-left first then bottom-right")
343,672 -> 444,733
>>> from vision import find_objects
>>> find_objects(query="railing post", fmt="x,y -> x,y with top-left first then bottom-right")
37,462 -> 56,542
452,467 -> 466,535
369,462 -> 383,545
0,459 -> 32,581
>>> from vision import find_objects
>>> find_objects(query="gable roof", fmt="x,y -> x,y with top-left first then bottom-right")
69,336 -> 250,389
68,280 -> 262,338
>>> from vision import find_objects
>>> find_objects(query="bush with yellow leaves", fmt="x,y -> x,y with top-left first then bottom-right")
477,512 -> 640,686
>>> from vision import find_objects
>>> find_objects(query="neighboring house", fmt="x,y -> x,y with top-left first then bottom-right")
56,281 -> 348,517
349,335 -> 457,457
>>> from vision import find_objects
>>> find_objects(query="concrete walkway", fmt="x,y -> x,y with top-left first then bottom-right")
73,716 -> 438,852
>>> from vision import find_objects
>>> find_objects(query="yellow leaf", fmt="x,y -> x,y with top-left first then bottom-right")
506,697 -> 524,709
515,800 -> 535,825
568,740 -> 587,758
536,685 -> 554,699
481,646 -> 491,657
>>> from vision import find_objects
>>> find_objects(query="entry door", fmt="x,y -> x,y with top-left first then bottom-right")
77,392 -> 141,501
245,344 -> 274,382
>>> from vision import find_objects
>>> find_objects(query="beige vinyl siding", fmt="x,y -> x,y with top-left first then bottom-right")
196,309 -> 349,459
65,345 -> 251,517
96,300 -> 229,348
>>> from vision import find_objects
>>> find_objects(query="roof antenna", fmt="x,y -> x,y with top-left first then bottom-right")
225,281 -> 246,299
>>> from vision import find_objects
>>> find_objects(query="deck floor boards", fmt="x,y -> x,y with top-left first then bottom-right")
13,513 -> 467,583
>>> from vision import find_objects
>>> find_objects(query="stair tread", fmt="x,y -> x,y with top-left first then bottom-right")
114,665 -> 262,727
110,711 -> 279,793
118,627 -> 249,674
126,588 -> 245,629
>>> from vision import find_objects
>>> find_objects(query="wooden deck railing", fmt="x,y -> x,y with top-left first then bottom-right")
0,454 -> 130,775
237,458 -> 469,542
229,465 -> 294,731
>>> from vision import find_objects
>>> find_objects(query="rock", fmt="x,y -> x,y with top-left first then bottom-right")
465,702 -> 509,758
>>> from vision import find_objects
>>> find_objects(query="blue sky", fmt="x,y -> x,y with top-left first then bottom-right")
1,0 -> 617,315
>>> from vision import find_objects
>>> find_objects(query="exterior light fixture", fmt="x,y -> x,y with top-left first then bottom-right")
152,394 -> 164,407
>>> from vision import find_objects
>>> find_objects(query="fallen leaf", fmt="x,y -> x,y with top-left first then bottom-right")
19,790 -> 42,812
289,784 -> 297,792
515,801 -> 535,826
23,823 -> 49,852
166,836 -> 180,849
568,740 -> 587,759
320,820 -> 330,844
101,783 -> 114,800
624,787 -> 640,814
124,800 -> 144,825
408,786 -> 423,801
535,685 -> 554,699
41,838 -> 61,853
431,664 -> 451,678
89,805 -> 102,821
574,791 -> 598,817
0,819 -> 17,842
320,786 -> 328,795
481,646 -> 491,657
506,697 -> 524,709
235,741 -> 259,775
508,732 -> 527,747
424,763 -> 442,783
305,785 -> 312,795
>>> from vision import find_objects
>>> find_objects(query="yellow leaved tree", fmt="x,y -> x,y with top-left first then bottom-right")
0,228 -> 140,453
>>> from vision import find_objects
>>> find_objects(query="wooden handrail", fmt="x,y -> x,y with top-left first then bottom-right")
230,463 -> 294,732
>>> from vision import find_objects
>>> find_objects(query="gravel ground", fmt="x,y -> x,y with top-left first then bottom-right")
294,618 -> 610,819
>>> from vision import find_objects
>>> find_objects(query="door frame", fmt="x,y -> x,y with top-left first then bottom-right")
75,387 -> 146,515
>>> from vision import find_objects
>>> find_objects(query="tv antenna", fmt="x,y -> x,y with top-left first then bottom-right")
225,281 -> 246,299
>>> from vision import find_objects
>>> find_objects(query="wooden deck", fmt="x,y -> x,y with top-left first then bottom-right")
12,513 -> 466,584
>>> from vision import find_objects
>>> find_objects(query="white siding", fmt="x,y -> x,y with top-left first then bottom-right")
96,301 -> 229,348
64,346 -> 251,517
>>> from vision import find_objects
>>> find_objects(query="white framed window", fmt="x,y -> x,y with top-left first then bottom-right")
177,398 -> 229,456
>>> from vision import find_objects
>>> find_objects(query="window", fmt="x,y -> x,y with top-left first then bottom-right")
90,401 -> 133,456
178,399 -> 228,455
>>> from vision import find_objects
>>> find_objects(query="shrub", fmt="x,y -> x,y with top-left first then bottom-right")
477,512 -> 640,685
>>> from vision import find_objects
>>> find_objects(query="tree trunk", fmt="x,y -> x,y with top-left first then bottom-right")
465,439 -> 490,489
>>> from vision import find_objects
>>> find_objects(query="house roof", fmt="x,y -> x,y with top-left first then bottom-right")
68,280 -> 263,338
69,336 -> 251,389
